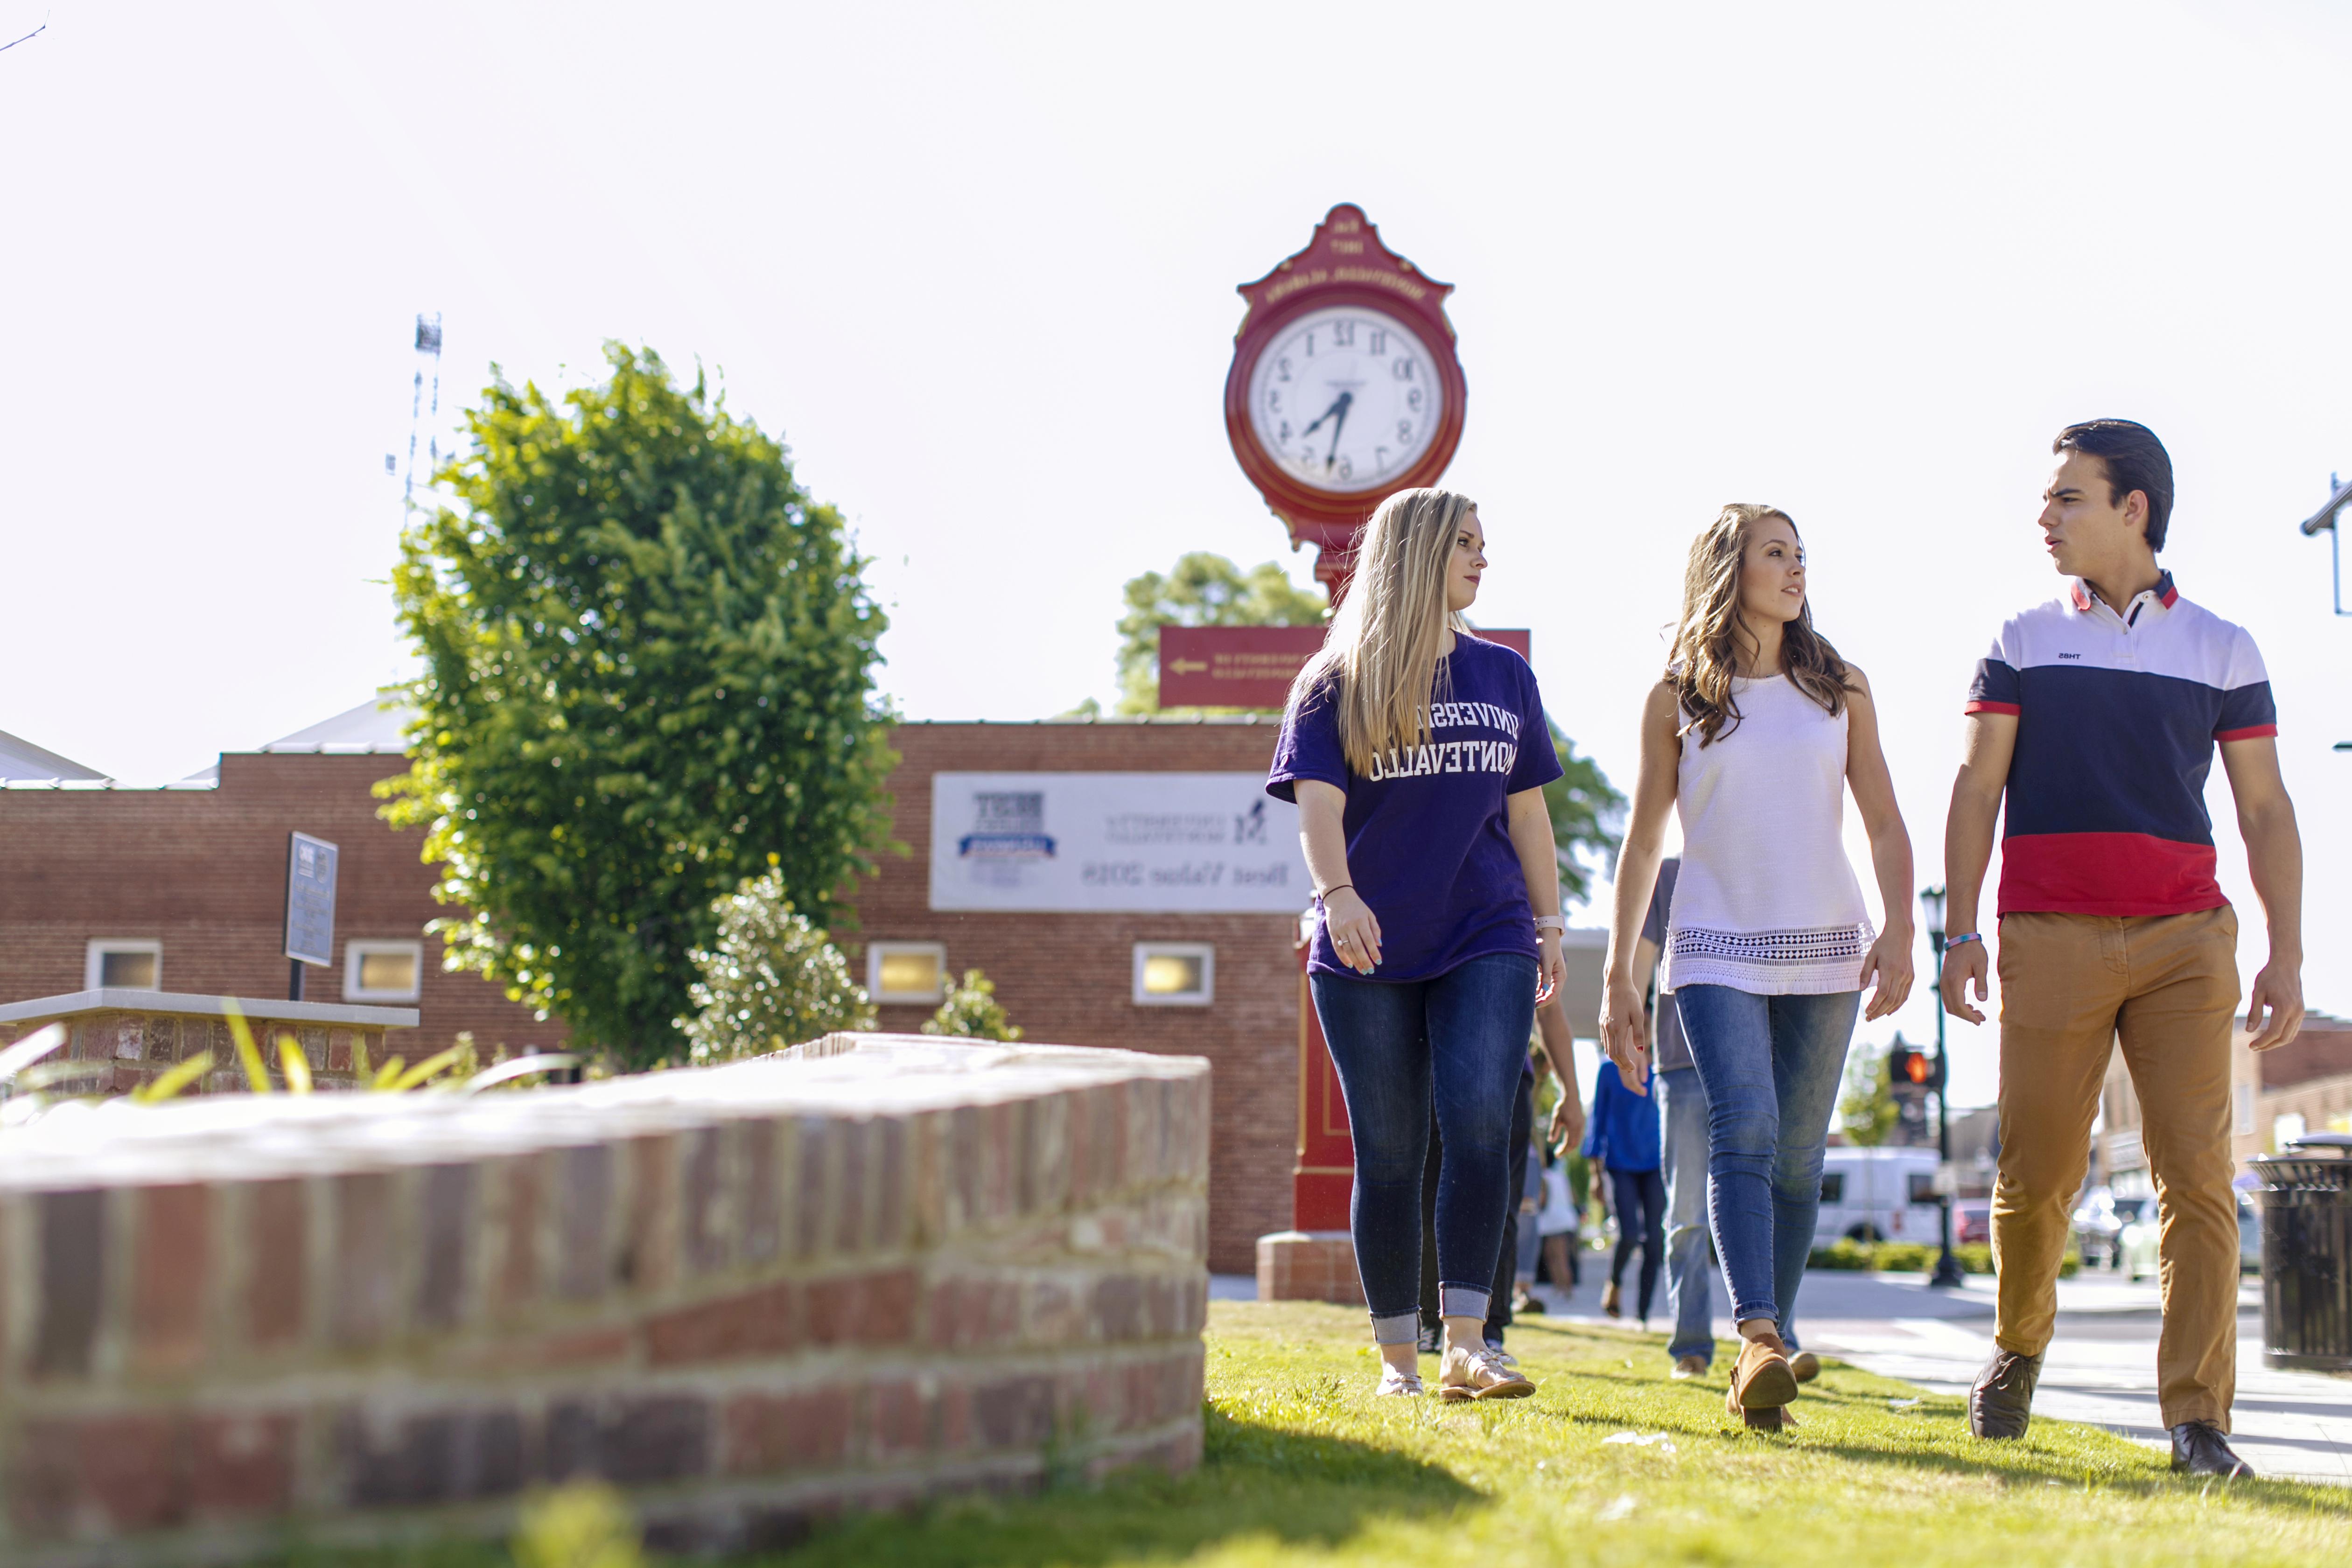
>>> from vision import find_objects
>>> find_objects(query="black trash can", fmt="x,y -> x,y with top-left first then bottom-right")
2254,1134 -> 2352,1371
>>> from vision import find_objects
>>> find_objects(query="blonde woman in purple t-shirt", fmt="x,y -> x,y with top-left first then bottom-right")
1267,487 -> 1568,1403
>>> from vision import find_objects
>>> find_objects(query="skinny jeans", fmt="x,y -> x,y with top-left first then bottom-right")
1607,1166 -> 1667,1320
1311,952 -> 1539,1344
1674,985 -> 1860,1333
1420,1068 -> 1535,1343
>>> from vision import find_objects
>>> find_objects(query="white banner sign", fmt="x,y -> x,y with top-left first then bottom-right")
929,772 -> 1309,913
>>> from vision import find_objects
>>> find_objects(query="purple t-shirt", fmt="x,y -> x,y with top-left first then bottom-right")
1266,635 -> 1563,981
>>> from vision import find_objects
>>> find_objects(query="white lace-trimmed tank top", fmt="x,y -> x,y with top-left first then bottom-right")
1660,673 -> 1873,995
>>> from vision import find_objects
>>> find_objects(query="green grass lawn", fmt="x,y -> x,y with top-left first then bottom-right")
780,1300 -> 2352,1568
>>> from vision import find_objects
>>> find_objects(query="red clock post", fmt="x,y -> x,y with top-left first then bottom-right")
1220,205 -> 1471,1303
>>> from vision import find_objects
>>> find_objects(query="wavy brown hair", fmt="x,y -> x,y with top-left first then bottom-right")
1669,504 -> 1852,746
1287,487 -> 1476,774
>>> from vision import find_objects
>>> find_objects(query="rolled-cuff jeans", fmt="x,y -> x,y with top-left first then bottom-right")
1311,952 -> 1539,1344
1675,985 -> 1859,1335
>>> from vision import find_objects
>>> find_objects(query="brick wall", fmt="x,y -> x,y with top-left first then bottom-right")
852,721 -> 1295,1274
0,756 -> 564,1063
0,1001 -> 408,1097
0,1033 -> 1210,1562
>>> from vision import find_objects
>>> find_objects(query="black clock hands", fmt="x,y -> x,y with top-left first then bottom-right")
1300,391 -> 1353,470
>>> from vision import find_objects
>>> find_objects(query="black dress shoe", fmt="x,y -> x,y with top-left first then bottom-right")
1968,1347 -> 2043,1439
2170,1421 -> 2254,1478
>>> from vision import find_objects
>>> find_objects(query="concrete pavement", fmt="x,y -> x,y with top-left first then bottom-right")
1539,1258 -> 2352,1484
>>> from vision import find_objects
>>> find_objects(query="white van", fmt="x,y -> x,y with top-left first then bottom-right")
1815,1146 -> 1943,1245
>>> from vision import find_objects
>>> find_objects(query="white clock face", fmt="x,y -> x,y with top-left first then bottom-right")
1247,305 -> 1444,495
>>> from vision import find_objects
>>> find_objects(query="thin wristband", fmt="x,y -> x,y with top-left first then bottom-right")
1945,931 -> 1984,948
1316,883 -> 1353,902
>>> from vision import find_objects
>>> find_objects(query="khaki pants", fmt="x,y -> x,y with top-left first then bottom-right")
1991,907 -> 2241,1429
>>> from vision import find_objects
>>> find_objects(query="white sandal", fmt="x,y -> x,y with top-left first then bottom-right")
1440,1343 -> 1536,1401
1376,1363 -> 1426,1396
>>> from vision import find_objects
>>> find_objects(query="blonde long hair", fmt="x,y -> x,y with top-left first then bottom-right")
1669,504 -> 1852,746
1288,488 -> 1476,775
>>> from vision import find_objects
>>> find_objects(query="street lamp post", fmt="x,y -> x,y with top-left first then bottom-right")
1920,885 -> 1967,1289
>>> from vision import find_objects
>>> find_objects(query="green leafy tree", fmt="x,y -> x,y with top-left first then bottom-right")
1113,553 -> 1326,714
1540,719 -> 1625,908
677,873 -> 876,1063
382,343 -> 896,1069
1837,1041 -> 1901,1148
922,968 -> 1022,1042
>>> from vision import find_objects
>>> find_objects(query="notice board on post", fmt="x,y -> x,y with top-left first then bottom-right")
284,832 -> 339,967
1157,625 -> 1529,709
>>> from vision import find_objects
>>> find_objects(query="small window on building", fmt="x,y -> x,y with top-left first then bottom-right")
868,942 -> 947,1005
1134,943 -> 1214,1007
344,940 -> 424,1003
85,939 -> 161,991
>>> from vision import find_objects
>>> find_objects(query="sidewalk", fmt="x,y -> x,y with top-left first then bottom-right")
1215,1262 -> 2352,1484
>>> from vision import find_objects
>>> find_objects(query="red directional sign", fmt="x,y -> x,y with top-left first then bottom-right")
1157,624 -> 1528,709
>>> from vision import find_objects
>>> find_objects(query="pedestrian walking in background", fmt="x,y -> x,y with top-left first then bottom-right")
1603,503 -> 1916,1431
1535,1141 -> 1581,1292
1630,857 -> 1718,1376
1584,1053 -> 1664,1326
1942,420 -> 2304,1477
1269,487 -> 1569,1403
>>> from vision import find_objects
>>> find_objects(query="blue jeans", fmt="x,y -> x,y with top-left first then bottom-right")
1311,952 -> 1539,1344
1657,1064 -> 1716,1364
1674,986 -> 1860,1333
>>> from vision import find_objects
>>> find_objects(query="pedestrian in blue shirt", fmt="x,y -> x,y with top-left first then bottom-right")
1268,487 -> 1568,1404
1584,1057 -> 1665,1325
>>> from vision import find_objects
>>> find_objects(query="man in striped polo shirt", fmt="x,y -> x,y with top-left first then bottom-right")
1941,419 -> 2304,1478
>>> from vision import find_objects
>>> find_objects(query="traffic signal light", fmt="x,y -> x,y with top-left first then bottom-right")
1888,1041 -> 1944,1090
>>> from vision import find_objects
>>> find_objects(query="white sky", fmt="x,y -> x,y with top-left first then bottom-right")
5,2 -> 2350,1109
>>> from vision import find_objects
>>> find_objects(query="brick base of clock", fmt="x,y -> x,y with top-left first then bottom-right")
1255,1231 -> 1365,1307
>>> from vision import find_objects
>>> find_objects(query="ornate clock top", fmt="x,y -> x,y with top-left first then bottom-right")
1233,204 -> 1456,340
1224,205 -> 1468,599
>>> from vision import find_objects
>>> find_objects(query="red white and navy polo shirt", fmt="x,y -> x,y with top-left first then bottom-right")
1965,572 -> 2276,917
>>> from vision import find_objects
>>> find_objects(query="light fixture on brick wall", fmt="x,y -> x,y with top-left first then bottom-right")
1134,943 -> 1214,1007
868,942 -> 947,1005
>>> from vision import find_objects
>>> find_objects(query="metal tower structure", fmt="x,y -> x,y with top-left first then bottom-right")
400,313 -> 445,511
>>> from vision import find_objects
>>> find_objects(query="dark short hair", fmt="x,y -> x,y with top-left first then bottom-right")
2053,420 -> 2174,552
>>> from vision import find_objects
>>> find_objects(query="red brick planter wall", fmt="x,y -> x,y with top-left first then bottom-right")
0,1034 -> 1210,1564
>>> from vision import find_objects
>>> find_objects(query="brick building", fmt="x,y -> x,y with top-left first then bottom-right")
853,720 -> 1295,1274
0,709 -> 1301,1273
0,729 -> 562,1064
2099,1013 -> 2352,1188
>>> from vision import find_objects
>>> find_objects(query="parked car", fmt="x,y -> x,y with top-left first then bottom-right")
2119,1190 -> 2261,1280
1955,1200 -> 1990,1246
1817,1146 -> 1944,1245
2072,1187 -> 2152,1270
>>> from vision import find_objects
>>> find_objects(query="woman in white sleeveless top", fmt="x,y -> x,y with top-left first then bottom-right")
1602,504 -> 1915,1431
